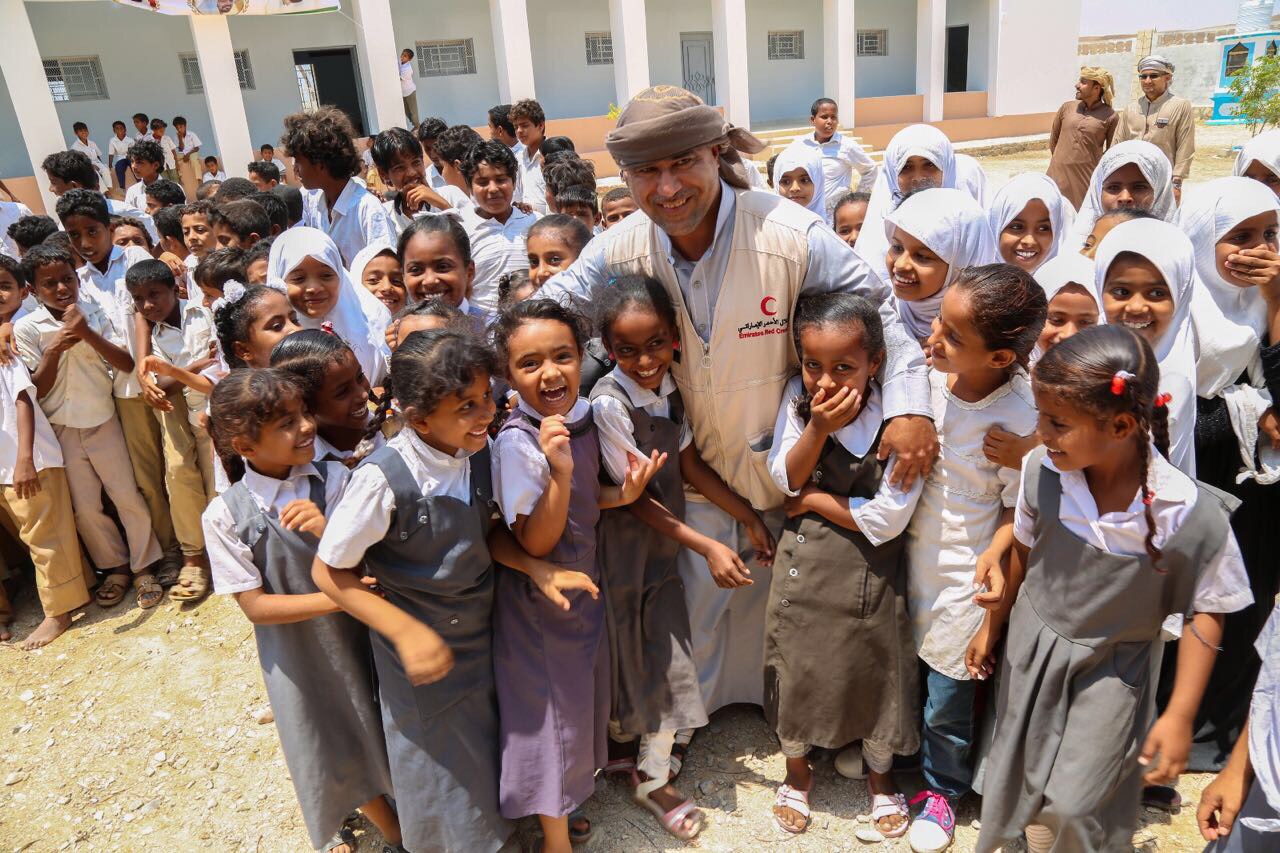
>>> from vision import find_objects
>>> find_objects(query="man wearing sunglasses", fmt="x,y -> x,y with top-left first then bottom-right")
1116,55 -> 1196,194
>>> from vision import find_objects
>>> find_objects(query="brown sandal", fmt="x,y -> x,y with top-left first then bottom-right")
168,562 -> 209,601
95,572 -> 131,607
134,572 -> 164,609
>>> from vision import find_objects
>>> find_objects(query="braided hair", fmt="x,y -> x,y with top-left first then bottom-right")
949,263 -> 1048,369
1032,324 -> 1168,568
207,369 -> 305,484
377,329 -> 499,432
270,330 -> 378,447
790,292 -> 885,421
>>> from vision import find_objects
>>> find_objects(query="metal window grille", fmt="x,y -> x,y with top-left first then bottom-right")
416,39 -> 477,77
295,64 -> 321,113
585,32 -> 614,66
768,31 -> 804,61
43,57 -> 108,102
178,51 -> 254,94
857,29 -> 888,57
1226,42 -> 1251,76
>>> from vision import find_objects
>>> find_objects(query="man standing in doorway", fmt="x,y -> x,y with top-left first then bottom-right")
399,48 -> 419,129
1046,67 -> 1118,208
1116,55 -> 1195,192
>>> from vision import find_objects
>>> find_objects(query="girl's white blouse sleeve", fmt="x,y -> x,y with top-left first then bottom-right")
590,395 -> 647,485
767,376 -> 808,497
316,464 -> 397,569
492,427 -> 550,527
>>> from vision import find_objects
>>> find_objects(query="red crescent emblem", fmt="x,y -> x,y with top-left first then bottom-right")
761,296 -> 778,316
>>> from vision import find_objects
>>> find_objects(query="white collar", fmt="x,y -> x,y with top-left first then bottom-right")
831,383 -> 883,458
397,427 -> 473,467
807,132 -> 841,147
606,365 -> 676,409
1043,445 -> 1196,514
332,180 -> 361,216
241,462 -> 319,507
516,396 -> 589,423
655,179 -> 737,266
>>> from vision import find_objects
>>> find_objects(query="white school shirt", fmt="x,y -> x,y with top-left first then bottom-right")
14,300 -> 121,428
302,180 -> 397,268
383,186 -> 471,236
516,145 -> 548,214
1013,449 -> 1254,635
399,60 -> 416,97
794,132 -> 878,209
458,204 -> 538,318
175,131 -> 202,160
270,158 -> 288,180
0,358 -> 63,484
766,375 -> 923,547
0,200 -> 33,258
107,135 -> 132,162
312,429 -> 385,465
124,179 -> 151,213
317,429 -> 486,569
149,299 -> 215,417
590,366 -> 692,484
905,369 -> 1039,679
70,139 -> 110,185
205,461 -> 350,594
202,170 -> 227,184
77,245 -> 152,399
152,134 -> 178,170
426,162 -> 448,190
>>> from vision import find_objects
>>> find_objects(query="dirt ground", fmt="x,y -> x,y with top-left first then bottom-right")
0,124 -> 1261,852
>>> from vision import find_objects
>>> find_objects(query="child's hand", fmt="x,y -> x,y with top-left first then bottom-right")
1197,763 -> 1251,842
964,621 -> 999,680
783,485 -> 822,518
1140,712 -> 1193,785
139,372 -> 173,411
618,450 -> 667,504
402,184 -> 435,214
12,457 -> 40,500
808,385 -> 862,436
49,326 -> 81,355
704,540 -> 752,588
1226,246 -> 1280,296
0,321 -> 16,366
982,426 -> 1037,469
538,415 -> 573,477
1259,408 -> 1280,450
744,512 -> 775,567
61,303 -> 88,337
393,622 -> 454,686
280,499 -> 326,537
141,354 -> 175,378
531,564 -> 600,610
972,548 -> 1006,610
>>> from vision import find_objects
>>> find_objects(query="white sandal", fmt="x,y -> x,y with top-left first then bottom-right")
871,791 -> 910,838
773,783 -> 812,833
632,770 -> 705,840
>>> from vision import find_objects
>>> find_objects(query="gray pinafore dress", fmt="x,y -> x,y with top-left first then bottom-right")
977,451 -> 1239,853
221,466 -> 394,851
493,408 -> 610,818
358,443 -> 512,853
764,429 -> 920,754
589,374 -> 708,736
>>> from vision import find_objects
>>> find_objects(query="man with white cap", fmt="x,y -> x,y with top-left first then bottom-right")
1116,55 -> 1196,190
1046,67 -> 1119,208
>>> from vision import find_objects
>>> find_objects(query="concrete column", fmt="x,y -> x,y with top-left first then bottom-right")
985,0 -> 1003,116
352,0 -> 406,134
0,0 -> 65,214
712,0 -> 750,127
489,0 -> 537,103
824,0 -> 857,126
189,15 -> 254,179
916,0 -> 947,122
609,0 -> 650,104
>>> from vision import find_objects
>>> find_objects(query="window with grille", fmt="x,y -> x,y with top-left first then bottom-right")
857,29 -> 888,57
1225,43 -> 1250,76
768,31 -> 804,61
178,51 -> 255,94
43,57 -> 108,102
416,39 -> 477,77
585,32 -> 613,66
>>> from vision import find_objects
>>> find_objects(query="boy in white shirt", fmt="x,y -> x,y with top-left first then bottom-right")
125,140 -> 166,213
0,254 -> 92,649
69,122 -> 111,191
795,98 -> 878,212
108,120 -> 133,192
0,199 -> 33,259
173,116 -> 201,176
202,157 -> 226,184
510,99 -> 548,214
370,127 -> 468,234
258,144 -> 289,184
14,244 -> 163,612
148,119 -> 180,183
131,113 -> 150,144
43,150 -> 159,245
458,140 -> 538,317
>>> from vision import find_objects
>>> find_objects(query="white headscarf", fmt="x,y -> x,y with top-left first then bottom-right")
267,226 -> 391,386
883,187 -> 997,340
854,124 -> 957,274
954,153 -> 990,206
773,143 -> 827,218
1233,127 -> 1280,182
1029,252 -> 1097,365
1178,176 -> 1279,396
988,173 -> 1078,273
1093,218 -> 1197,475
1070,140 -> 1176,250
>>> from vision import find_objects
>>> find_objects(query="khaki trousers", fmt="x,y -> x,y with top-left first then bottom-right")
153,394 -> 211,554
0,469 -> 92,618
115,397 -> 177,555
53,418 -> 163,572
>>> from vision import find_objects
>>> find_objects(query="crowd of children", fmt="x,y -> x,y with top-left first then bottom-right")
0,83 -> 1277,853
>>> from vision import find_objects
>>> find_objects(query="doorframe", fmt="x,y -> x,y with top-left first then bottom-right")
679,31 -> 716,106
944,25 -> 969,93
291,45 -> 371,136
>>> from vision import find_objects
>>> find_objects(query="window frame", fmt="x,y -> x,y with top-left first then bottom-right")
767,30 -> 805,62
585,31 -> 614,66
177,50 -> 255,94
43,56 -> 109,103
856,29 -> 889,58
415,38 -> 478,78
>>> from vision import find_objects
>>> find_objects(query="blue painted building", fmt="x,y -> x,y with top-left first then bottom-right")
1209,1 -> 1280,123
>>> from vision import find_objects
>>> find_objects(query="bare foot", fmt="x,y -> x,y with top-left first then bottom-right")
1,619 -> 12,641
20,613 -> 71,650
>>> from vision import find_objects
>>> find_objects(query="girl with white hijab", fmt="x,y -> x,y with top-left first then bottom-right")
1070,140 -> 1176,252
348,240 -> 406,317
1233,127 -> 1280,196
953,153 -> 990,207
267,227 -> 391,387
1092,218 -> 1197,474
1030,252 -> 1099,365
882,187 -> 997,342
988,174 -> 1077,275
772,144 -> 827,218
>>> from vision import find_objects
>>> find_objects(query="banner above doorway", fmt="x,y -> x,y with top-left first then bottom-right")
111,0 -> 341,16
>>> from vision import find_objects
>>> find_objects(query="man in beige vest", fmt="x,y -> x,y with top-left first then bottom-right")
1116,55 -> 1196,191
541,85 -> 936,730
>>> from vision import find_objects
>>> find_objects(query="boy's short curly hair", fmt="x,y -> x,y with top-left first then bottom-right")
145,179 -> 187,207
434,125 -> 484,169
128,140 -> 165,167
279,107 -> 361,181
7,216 -> 59,253
510,99 -> 546,127
461,141 -> 518,185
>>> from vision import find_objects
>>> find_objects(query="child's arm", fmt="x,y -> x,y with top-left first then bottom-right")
681,445 -> 775,566
1141,611 -> 1225,785
627,495 -> 753,588
401,184 -> 456,214
983,426 -> 1040,470
64,304 -> 133,374
141,355 -> 215,396
966,538 -> 1029,679
486,525 -> 600,608
12,389 -> 41,500
784,385 -> 862,490
511,416 -> 573,556
974,507 -> 1016,608
598,449 -> 666,509
1197,717 -> 1253,842
28,327 -> 77,400
234,586 -> 341,625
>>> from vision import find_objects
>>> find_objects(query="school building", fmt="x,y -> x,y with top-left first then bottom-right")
0,0 -> 1082,214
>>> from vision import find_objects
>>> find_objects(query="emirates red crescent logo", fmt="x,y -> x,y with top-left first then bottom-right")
760,296 -> 778,316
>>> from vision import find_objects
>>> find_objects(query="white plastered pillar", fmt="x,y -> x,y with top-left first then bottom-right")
0,0 -> 65,213
352,0 -> 406,134
711,0 -> 750,127
986,0 -> 1003,116
609,0 -> 651,104
189,14 -> 254,179
916,0 -> 947,122
824,0 -> 857,126
490,0 -> 537,103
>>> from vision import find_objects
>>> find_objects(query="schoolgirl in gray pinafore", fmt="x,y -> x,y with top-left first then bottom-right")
220,464 -> 394,851
977,448 -> 1239,853
764,425 -> 920,755
492,405 -> 610,819
357,442 -> 512,853
589,372 -> 707,737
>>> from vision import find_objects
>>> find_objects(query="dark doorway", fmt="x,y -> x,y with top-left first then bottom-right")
945,25 -> 969,93
293,48 -> 368,136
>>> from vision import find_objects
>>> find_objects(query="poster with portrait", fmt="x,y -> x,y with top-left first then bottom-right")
112,0 -> 341,16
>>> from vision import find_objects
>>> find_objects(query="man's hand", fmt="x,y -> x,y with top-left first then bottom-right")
1197,763 -> 1251,842
879,414 -> 939,489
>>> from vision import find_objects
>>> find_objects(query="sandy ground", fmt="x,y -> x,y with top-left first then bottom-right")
0,124 -> 1260,852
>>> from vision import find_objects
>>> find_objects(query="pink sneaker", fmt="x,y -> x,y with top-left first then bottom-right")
908,790 -> 955,853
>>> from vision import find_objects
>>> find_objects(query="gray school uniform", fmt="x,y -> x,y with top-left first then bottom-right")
221,466 -> 393,851
359,444 -> 512,853
589,374 -> 707,736
977,449 -> 1239,853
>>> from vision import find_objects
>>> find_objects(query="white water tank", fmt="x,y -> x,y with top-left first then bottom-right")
1237,0 -> 1273,35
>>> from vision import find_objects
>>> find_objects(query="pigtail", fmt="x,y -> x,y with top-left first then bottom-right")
218,447 -> 247,485
1151,395 -> 1171,460
792,391 -> 813,423
365,387 -> 395,445
1134,436 -> 1164,571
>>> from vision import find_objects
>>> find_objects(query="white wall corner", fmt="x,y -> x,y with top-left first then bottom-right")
352,0 -> 408,135
189,15 -> 254,179
712,0 -> 751,128
916,0 -> 947,123
609,0 -> 651,105
489,0 -> 537,103
823,0 -> 856,126
1,0 -> 66,213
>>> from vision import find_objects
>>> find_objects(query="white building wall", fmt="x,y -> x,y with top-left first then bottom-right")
527,0 -> 617,118
0,72 -> 32,179
645,0 -> 713,91
991,0 -> 1081,116
852,0 -> 917,97
745,0 -> 823,123
389,0 -> 501,126
946,0 -> 989,91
